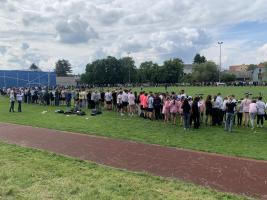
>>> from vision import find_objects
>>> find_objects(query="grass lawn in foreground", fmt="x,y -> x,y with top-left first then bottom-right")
0,142 -> 250,200
1,90 -> 267,161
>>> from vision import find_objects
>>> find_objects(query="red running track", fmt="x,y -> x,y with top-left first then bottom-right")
0,122 -> 267,199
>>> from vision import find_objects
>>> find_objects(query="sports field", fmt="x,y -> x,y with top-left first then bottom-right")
0,86 -> 266,199
0,86 -> 267,160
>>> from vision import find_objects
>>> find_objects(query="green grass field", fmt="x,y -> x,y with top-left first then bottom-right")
0,86 -> 267,160
0,142 -> 250,200
131,86 -> 266,98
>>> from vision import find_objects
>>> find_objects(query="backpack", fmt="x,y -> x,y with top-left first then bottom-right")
77,111 -> 86,116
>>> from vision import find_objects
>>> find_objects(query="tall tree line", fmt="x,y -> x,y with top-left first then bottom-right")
81,56 -> 184,84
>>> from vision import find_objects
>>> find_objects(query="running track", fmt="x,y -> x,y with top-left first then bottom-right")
0,122 -> 266,199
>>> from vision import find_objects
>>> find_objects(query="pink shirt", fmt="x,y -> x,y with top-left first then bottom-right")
241,99 -> 252,113
162,100 -> 170,114
249,103 -> 257,114
170,100 -> 179,113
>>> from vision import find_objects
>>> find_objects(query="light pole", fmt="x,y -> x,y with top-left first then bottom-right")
218,42 -> 223,83
127,52 -> 131,83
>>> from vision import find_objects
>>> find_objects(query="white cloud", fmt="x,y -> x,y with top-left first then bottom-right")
1,0 -> 267,73
55,16 -> 98,44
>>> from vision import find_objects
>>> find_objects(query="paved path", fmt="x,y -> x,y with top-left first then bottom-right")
0,122 -> 267,199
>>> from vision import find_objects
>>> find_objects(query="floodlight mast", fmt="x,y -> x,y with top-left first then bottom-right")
218,42 -> 223,83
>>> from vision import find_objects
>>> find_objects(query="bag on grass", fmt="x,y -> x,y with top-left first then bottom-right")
64,111 -> 73,115
55,110 -> 64,114
77,111 -> 86,116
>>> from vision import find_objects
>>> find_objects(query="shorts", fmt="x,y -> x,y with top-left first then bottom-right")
122,102 -> 128,107
147,108 -> 154,112
117,104 -> 123,109
106,101 -> 112,105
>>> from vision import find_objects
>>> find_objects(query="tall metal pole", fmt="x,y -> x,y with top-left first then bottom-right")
218,42 -> 223,83
128,52 -> 131,83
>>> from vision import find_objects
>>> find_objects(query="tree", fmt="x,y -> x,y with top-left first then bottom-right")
192,61 -> 219,82
138,61 -> 155,83
54,60 -> 72,76
81,56 -> 137,85
220,73 -> 236,82
29,63 -> 40,71
119,57 -> 137,83
161,58 -> 184,83
81,57 -> 185,84
193,53 -> 206,64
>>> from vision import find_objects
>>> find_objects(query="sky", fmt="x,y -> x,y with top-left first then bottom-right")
0,0 -> 267,74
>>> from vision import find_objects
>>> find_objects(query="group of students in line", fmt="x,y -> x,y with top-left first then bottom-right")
106,90 -> 267,132
4,87 -> 267,132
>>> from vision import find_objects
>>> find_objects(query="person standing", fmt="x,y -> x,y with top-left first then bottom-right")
122,90 -> 129,115
224,95 -> 237,132
236,100 -> 243,126
191,97 -> 200,129
249,99 -> 257,130
9,91 -> 15,112
105,90 -> 113,111
153,93 -> 162,120
147,92 -> 154,120
256,96 -> 265,128
117,91 -> 123,116
214,93 -> 223,126
182,98 -> 191,130
128,91 -> 136,116
162,96 -> 171,123
16,91 -> 23,112
169,96 -> 179,125
205,95 -> 213,126
241,95 -> 251,127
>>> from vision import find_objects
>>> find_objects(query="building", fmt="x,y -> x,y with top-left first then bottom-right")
229,64 -> 248,73
56,75 -> 80,87
0,70 -> 56,88
252,67 -> 267,82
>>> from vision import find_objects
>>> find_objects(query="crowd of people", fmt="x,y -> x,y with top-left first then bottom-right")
2,87 -> 267,132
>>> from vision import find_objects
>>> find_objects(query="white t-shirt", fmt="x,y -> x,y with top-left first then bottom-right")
117,94 -> 122,104
256,101 -> 266,115
122,92 -> 128,102
17,94 -> 23,101
105,92 -> 112,102
128,93 -> 135,105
